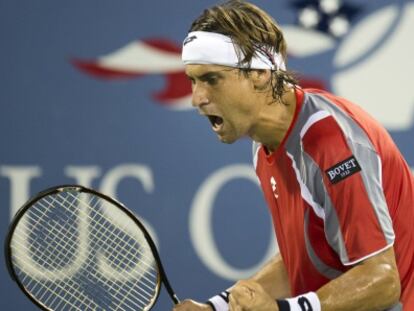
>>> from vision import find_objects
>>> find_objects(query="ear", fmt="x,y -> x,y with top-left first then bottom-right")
250,69 -> 272,91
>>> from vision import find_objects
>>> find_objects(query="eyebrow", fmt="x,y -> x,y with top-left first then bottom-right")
186,70 -> 225,81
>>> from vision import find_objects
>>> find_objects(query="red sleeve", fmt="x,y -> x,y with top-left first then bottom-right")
302,115 -> 393,265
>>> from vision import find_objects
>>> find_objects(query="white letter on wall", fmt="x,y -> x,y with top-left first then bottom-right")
65,166 -> 102,188
189,164 -> 278,281
0,166 -> 42,219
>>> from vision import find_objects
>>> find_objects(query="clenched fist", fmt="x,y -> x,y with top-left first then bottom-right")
229,280 -> 278,311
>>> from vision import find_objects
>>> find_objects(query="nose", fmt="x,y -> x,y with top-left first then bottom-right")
191,83 -> 209,108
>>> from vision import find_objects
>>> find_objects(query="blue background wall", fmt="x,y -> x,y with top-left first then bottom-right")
1,0 -> 413,309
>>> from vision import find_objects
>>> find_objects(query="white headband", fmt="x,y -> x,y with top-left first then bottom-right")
182,31 -> 286,70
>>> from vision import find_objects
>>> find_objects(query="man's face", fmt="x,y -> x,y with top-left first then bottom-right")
185,64 -> 261,144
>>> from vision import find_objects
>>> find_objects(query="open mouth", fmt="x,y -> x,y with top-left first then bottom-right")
207,115 -> 224,130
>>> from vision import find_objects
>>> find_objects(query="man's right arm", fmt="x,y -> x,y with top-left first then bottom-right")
172,253 -> 290,310
248,253 -> 290,299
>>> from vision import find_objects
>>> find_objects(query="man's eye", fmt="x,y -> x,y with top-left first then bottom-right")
206,77 -> 218,85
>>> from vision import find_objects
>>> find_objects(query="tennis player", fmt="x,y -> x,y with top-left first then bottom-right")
174,1 -> 414,310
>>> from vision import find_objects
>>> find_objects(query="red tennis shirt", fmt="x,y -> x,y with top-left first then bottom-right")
253,88 -> 414,308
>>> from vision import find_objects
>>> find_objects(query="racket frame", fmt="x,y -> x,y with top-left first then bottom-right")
5,184 -> 179,310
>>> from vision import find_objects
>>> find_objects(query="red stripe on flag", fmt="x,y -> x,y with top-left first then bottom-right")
153,72 -> 191,102
71,59 -> 144,79
142,38 -> 182,54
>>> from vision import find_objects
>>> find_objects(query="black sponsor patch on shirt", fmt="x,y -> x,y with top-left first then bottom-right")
325,155 -> 362,184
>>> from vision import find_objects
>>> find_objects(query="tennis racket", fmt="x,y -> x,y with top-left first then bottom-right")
5,185 -> 179,311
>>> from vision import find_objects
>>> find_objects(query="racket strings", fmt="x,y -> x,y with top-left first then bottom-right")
13,244 -> 105,311
12,194 -> 158,310
57,192 -> 160,309
62,192 -> 160,294
18,193 -> 158,309
12,196 -> 158,309
16,252 -> 101,311
13,214 -> 146,310
11,193 -> 97,309
53,192 -> 158,278
16,193 -> 90,272
10,190 -> 161,311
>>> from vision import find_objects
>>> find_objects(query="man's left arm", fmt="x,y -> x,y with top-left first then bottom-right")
230,247 -> 400,310
316,246 -> 400,311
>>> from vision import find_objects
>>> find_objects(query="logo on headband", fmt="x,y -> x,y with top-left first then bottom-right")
183,35 -> 197,46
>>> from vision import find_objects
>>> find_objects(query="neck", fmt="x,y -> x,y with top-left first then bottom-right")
249,87 -> 297,152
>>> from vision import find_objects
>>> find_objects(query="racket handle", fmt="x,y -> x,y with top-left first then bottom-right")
171,294 -> 180,304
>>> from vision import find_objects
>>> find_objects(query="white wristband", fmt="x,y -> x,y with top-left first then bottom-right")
277,292 -> 321,311
206,291 -> 229,311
